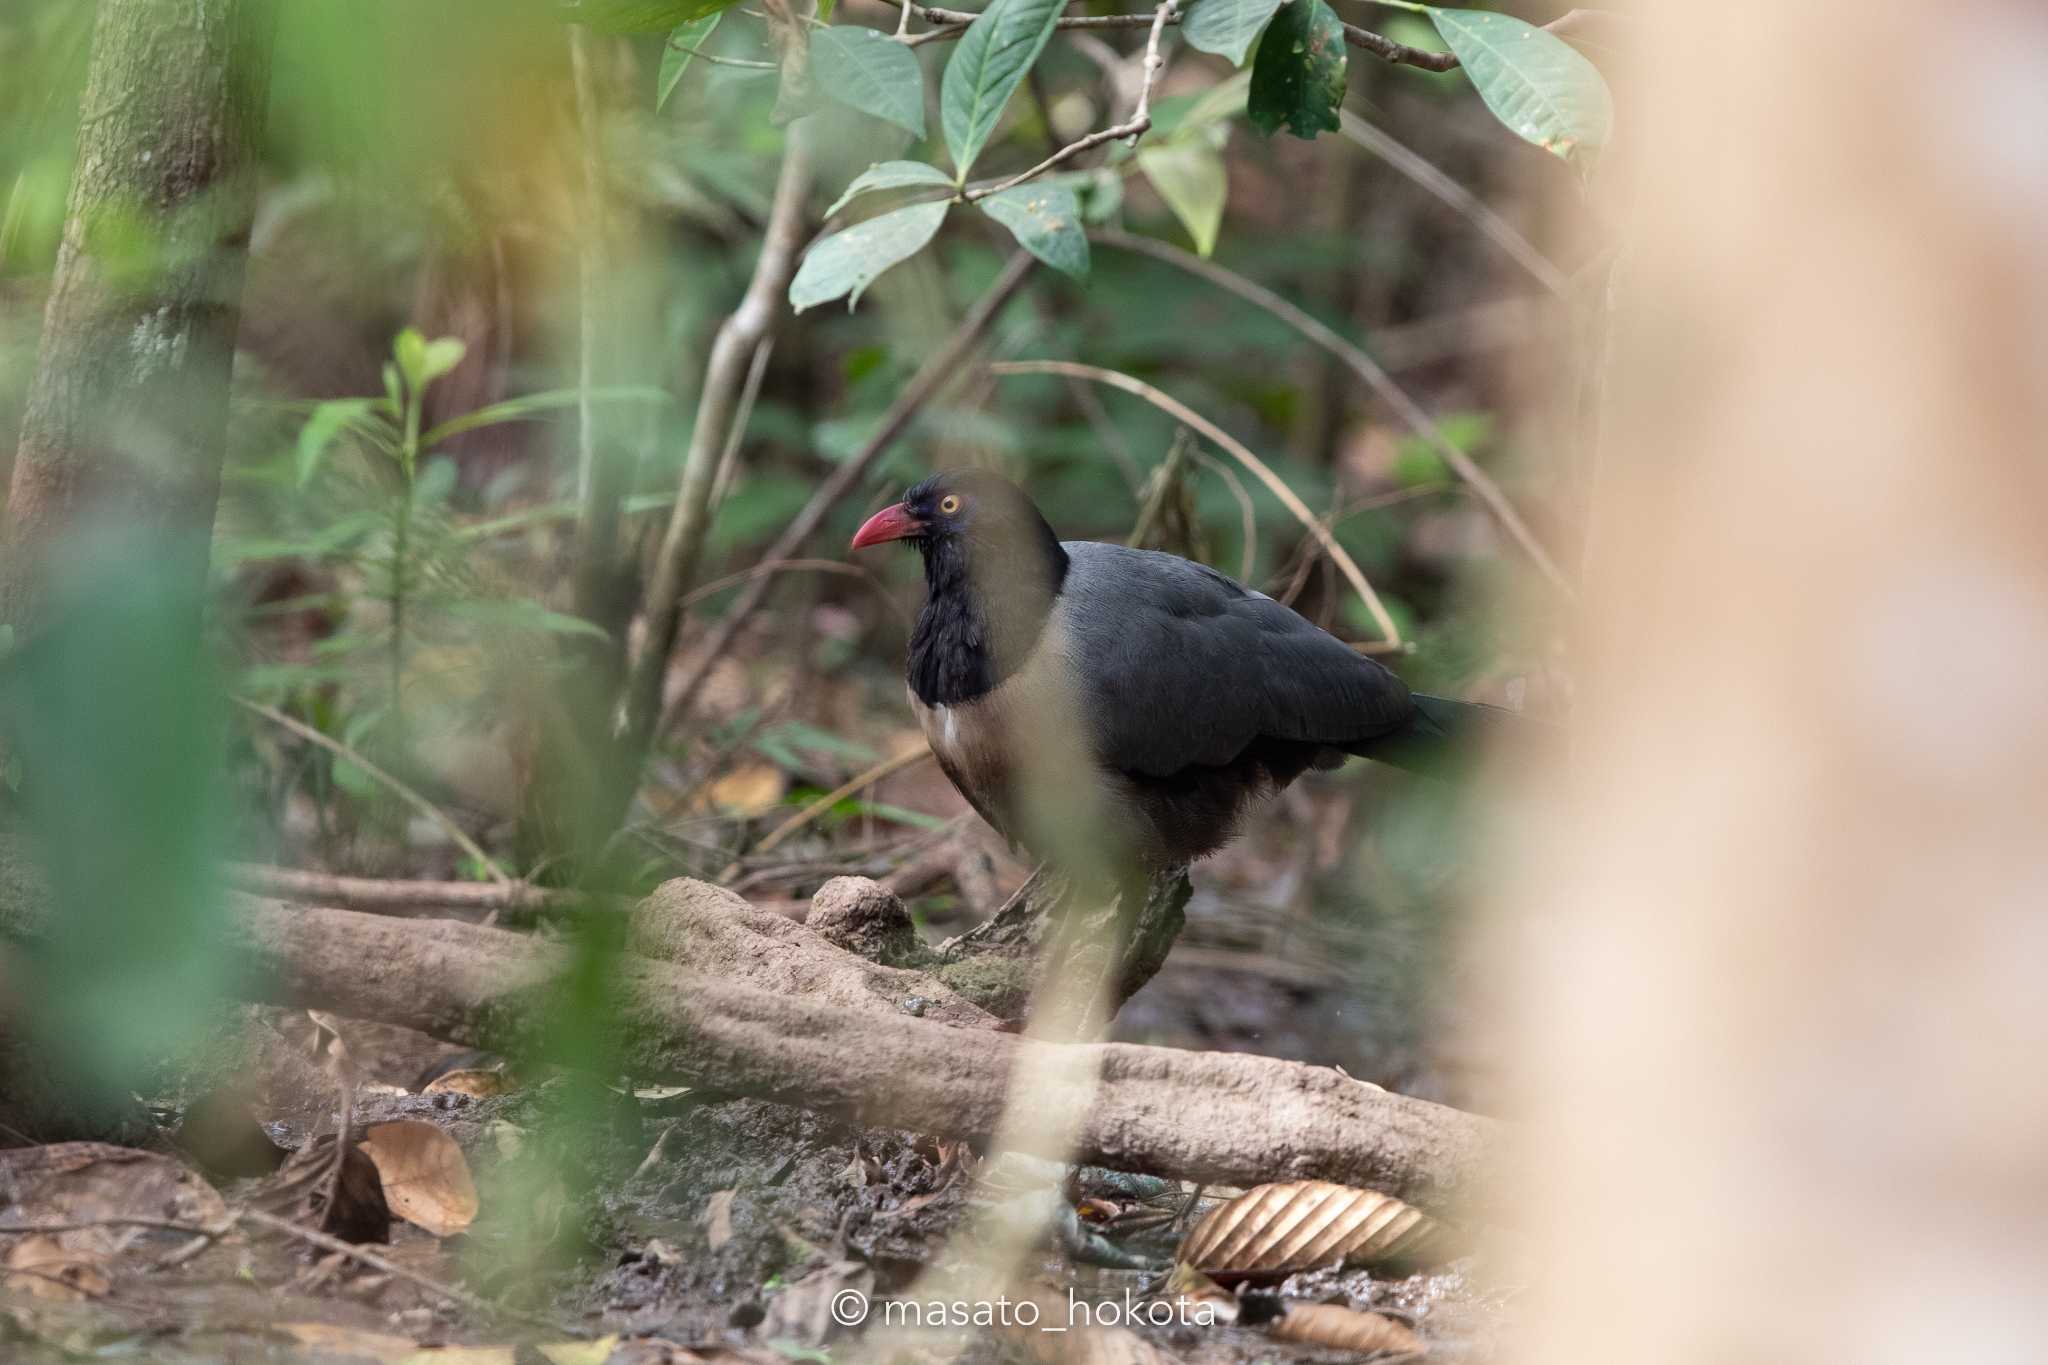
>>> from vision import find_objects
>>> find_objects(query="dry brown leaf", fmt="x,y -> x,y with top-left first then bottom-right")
398,1348 -> 517,1364
1267,1302 -> 1423,1357
1176,1180 -> 1450,1284
421,1069 -> 509,1100
693,763 -> 784,817
0,1142 -> 227,1263
702,1188 -> 736,1251
280,1321 -> 420,1361
358,1121 -> 479,1237
2,1236 -> 111,1301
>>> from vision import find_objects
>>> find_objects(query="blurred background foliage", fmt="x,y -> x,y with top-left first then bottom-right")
0,0 -> 1612,1107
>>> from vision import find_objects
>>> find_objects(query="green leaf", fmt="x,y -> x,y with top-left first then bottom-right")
789,199 -> 950,312
1247,0 -> 1347,140
295,398 -> 385,486
393,327 -> 466,392
810,26 -> 926,138
827,160 -> 956,217
940,0 -> 1065,179
1181,0 -> 1285,67
1136,141 -> 1227,255
566,0 -> 738,33
1427,7 -> 1612,162
657,14 -> 722,111
976,184 -> 1088,278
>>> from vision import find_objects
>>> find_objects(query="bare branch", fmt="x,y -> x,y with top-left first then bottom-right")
226,865 -> 586,916
1337,110 -> 1570,298
878,0 -> 1622,73
989,359 -> 1406,646
1091,229 -> 1577,596
627,124 -> 814,750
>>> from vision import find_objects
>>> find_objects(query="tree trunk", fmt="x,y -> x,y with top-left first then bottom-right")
0,0 -> 276,637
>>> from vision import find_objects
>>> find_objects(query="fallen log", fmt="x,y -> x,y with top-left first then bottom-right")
0,855 -> 1500,1215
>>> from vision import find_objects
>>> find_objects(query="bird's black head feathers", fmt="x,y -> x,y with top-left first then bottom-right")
893,470 -> 1068,706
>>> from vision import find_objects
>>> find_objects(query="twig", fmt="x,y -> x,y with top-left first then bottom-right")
1091,229 -> 1576,597
664,40 -> 776,69
990,360 -> 1404,645
655,251 -> 1040,741
877,0 -> 1617,68
1127,427 -> 1196,550
716,747 -> 933,881
225,863 -> 586,915
680,556 -> 902,623
231,698 -> 512,884
959,1 -> 1175,203
238,1207 -> 569,1333
626,122 -> 813,751
1337,110 -> 1569,298
708,338 -> 774,518
1178,441 -> 1258,582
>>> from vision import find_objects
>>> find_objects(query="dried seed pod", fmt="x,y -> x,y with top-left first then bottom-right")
1268,1301 -> 1424,1356
1176,1180 -> 1452,1283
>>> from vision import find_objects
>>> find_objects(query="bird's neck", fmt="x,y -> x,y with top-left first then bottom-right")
908,528 -> 1069,707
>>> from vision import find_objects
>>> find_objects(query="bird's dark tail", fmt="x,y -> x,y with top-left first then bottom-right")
1347,693 -> 1546,778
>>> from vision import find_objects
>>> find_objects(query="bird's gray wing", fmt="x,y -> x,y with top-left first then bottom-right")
1051,541 -> 1415,778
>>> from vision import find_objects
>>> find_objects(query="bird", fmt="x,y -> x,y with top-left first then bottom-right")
850,468 -> 1513,876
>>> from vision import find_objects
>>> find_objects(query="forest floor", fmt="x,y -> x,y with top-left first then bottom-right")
3,642 -> 1511,1362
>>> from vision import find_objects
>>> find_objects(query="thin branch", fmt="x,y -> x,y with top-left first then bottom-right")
877,0 -> 1617,68
1337,109 -> 1570,298
715,746 -> 934,880
225,864 -> 586,916
958,1 -> 1175,203
708,338 -> 774,517
1180,441 -> 1259,581
655,251 -> 1040,741
627,123 -> 813,751
238,1208 -> 568,1333
989,360 -> 1404,646
664,40 -> 776,69
231,698 -> 512,884
1091,229 -> 1576,596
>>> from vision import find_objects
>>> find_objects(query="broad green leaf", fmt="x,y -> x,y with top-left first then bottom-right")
1181,0 -> 1285,67
940,0 -> 1065,179
566,0 -> 738,33
789,199 -> 950,312
810,26 -> 926,138
295,398 -> 386,486
1247,0 -> 1347,140
1428,7 -> 1612,161
977,184 -> 1087,278
657,14 -> 722,111
827,160 -> 956,217
1137,141 -> 1227,255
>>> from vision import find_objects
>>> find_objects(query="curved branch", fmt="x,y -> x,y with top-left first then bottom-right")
1092,229 -> 1576,596
989,360 -> 1405,646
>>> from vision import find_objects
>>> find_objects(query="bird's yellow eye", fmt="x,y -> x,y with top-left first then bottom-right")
938,494 -> 961,515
